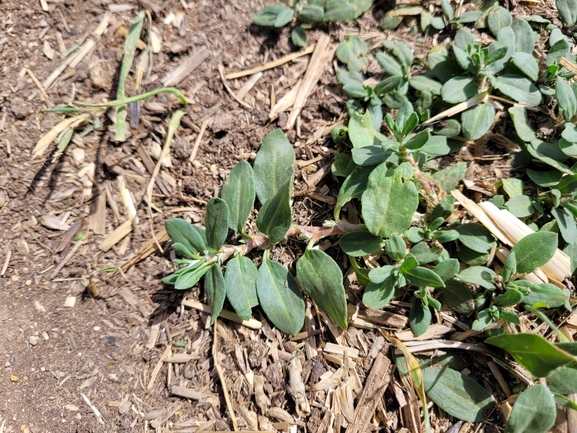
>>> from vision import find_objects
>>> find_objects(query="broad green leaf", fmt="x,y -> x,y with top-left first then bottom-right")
252,5 -> 294,27
403,266 -> 445,288
404,130 -> 430,150
410,242 -> 442,264
441,0 -> 453,20
501,178 -> 524,198
432,229 -> 459,244
430,195 -> 455,222
562,123 -> 577,143
409,297 -> 431,336
502,251 -> 517,283
512,18 -> 536,54
486,333 -> 577,377
253,129 -> 295,205
455,224 -> 494,253
369,265 -> 395,284
546,342 -> 577,394
519,281 -> 569,308
205,198 -> 229,251
557,77 -> 577,121
440,279 -> 475,313
492,75 -> 542,106
527,140 -> 573,175
323,0 -> 371,22
336,36 -> 368,72
291,25 -> 307,47
428,52 -> 461,83
422,364 -> 495,422
166,218 -> 208,254
556,0 -> 577,26
488,6 -> 512,36
256,251 -> 304,335
334,165 -> 374,219
526,169 -> 562,187
505,384 -> 555,433
508,106 -> 536,142
375,52 -> 403,76
461,103 -> 495,141
297,249 -> 348,330
339,231 -> 383,257
256,178 -> 292,244
336,69 -> 369,98
348,110 -> 381,148
298,4 -> 324,23
458,245 -> 490,266
172,261 -> 211,290
472,307 -> 498,331
441,76 -> 479,104
171,242 -> 196,259
225,255 -> 259,320
332,153 -> 355,177
362,278 -> 396,308
547,39 -> 571,66
505,195 -> 535,218
457,10 -> 482,23
511,52 -> 538,81
204,264 -> 226,324
392,41 -> 413,69
456,266 -> 496,290
433,259 -> 459,282
409,75 -> 442,95
221,160 -> 255,233
385,234 -> 407,261
362,166 -> 418,238
454,29 -> 475,49
431,161 -> 467,191
552,206 -> 577,244
374,76 -> 404,95
493,288 -> 524,307
511,231 -> 558,274
351,145 -> 389,166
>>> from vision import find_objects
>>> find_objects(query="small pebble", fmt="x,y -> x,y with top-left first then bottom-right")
39,20 -> 48,27
41,331 -> 49,340
29,336 -> 39,346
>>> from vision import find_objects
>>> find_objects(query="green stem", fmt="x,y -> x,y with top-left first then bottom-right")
76,87 -> 188,108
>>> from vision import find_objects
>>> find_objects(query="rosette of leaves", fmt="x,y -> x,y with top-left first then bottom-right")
252,0 -> 372,47
164,130 -> 348,335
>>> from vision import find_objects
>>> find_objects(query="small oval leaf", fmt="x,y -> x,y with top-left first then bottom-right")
225,255 -> 259,320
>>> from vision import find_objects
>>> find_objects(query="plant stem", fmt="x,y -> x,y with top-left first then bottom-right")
219,221 -> 366,261
401,149 -> 439,206
75,87 -> 188,108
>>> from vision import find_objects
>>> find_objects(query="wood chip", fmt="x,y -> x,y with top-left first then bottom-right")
43,41 -> 55,60
286,33 -> 335,129
171,386 -> 219,402
120,228 -> 170,272
98,220 -> 132,252
323,343 -> 359,359
236,71 -> 263,100
64,296 -> 76,308
162,48 -> 210,86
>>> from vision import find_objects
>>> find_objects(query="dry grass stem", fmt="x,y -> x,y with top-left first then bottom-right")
162,49 -> 210,86
218,63 -> 253,110
189,118 -> 211,163
213,320 -> 239,431
225,44 -> 316,80
236,71 -> 263,100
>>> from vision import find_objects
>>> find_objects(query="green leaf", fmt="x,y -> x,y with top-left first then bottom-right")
487,333 -> 577,377
392,41 -> 413,69
252,5 -> 294,27
409,297 -> 431,336
527,140 -> 573,175
505,195 -> 535,218
502,178 -> 524,198
298,4 -> 324,22
519,281 -> 569,308
488,6 -> 512,36
457,10 -> 482,23
166,218 -> 208,254
339,231 -> 383,257
502,251 -> 517,283
385,233 -> 407,261
512,18 -> 536,54
562,122 -> 577,143
508,106 -> 537,142
461,103 -> 495,141
336,35 -> 368,72
472,307 -> 498,331
173,261 -> 211,290
171,243 -> 197,259
409,75 -> 442,95
441,76 -> 479,104
410,242 -> 442,264
291,25 -> 307,47
351,145 -> 389,166
348,110 -> 383,148
508,52 -> 538,82
334,165 -> 374,219
323,0 -> 371,22
557,77 -> 577,121
440,279 -> 475,313
256,178 -> 292,244
556,0 -> 577,26
492,74 -> 542,106
369,265 -> 396,284
546,342 -> 577,394
221,160 -> 255,233
455,223 -> 494,253
204,264 -> 226,324
526,169 -> 562,187
205,198 -> 229,251
505,385 -> 555,433
404,130 -> 430,150
362,279 -> 396,308
493,288 -> 524,307
253,129 -> 295,205
422,364 -> 495,422
362,166 -> 418,238
456,266 -> 496,290
225,255 -> 259,320
510,231 -> 558,274
403,266 -> 445,288
552,206 -> 577,244
431,161 -> 467,191
297,249 -> 348,330
430,195 -> 455,221
375,52 -> 403,76
433,259 -> 459,282
441,0 -> 454,20
256,251 -> 304,335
